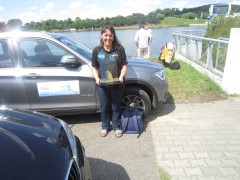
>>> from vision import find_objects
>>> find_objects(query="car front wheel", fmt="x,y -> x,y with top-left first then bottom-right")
121,87 -> 151,118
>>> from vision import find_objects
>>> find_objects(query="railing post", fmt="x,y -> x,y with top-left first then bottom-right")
215,42 -> 220,68
185,38 -> 189,57
178,36 -> 182,54
194,40 -> 199,62
206,41 -> 213,69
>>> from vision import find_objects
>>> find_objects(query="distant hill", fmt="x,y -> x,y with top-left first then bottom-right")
181,4 -> 211,14
180,4 -> 240,18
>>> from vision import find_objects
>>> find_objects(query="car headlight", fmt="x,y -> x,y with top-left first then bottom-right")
58,119 -> 78,159
154,70 -> 166,80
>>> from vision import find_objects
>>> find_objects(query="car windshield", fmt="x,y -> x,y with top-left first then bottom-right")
56,36 -> 92,60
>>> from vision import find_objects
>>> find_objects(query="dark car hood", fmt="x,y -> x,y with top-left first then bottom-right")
0,107 -> 71,180
127,56 -> 164,70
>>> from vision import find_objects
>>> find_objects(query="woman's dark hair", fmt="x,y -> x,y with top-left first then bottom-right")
100,25 -> 121,50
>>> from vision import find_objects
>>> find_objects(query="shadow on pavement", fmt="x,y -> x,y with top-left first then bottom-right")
59,113 -> 101,124
147,102 -> 176,122
88,157 -> 130,180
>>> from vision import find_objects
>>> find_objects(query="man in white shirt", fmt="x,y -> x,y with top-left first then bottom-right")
145,25 -> 153,59
134,24 -> 152,59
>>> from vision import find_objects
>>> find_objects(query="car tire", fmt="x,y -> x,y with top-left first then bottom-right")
121,87 -> 151,119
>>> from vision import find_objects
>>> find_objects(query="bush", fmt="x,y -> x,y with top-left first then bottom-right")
181,12 -> 196,19
205,15 -> 240,38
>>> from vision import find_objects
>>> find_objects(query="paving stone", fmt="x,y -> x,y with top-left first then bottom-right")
197,177 -> 216,180
169,146 -> 184,153
179,152 -> 195,159
201,167 -> 221,176
208,152 -> 226,159
173,159 -> 191,168
224,152 -> 240,159
184,167 -> 203,176
165,167 -> 186,176
205,159 -> 223,167
194,152 -> 210,159
189,159 -> 208,167
219,167 -> 239,176
150,98 -> 240,179
221,159 -> 240,166
163,152 -> 180,160
157,159 -> 175,168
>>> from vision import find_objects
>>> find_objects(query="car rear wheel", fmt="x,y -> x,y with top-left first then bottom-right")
121,87 -> 151,118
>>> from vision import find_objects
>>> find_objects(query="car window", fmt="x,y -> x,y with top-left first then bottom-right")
18,39 -> 69,67
0,39 -> 14,68
56,36 -> 92,60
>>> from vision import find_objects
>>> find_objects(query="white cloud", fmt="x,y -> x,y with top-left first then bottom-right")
41,2 -> 55,12
57,3 -> 104,20
119,0 -> 163,15
18,2 -> 55,23
0,6 -> 4,11
59,10 -> 80,20
76,4 -> 104,19
19,12 -> 41,23
120,0 -> 161,7
173,1 -> 188,9
30,6 -> 38,11
0,15 -> 4,22
231,0 -> 240,4
60,10 -> 72,18
69,2 -> 83,10
173,0 -> 207,10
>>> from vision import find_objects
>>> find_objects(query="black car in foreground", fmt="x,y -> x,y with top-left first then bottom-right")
0,106 -> 91,180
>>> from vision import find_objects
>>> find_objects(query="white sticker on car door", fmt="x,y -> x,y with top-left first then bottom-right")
37,80 -> 80,97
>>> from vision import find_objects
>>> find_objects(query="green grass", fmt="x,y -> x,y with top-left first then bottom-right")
158,167 -> 171,180
167,60 -> 224,100
151,57 -> 226,102
231,93 -> 240,97
115,17 -> 207,30
160,17 -> 206,26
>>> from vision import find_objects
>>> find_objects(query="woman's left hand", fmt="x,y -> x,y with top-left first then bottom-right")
119,76 -> 124,83
119,65 -> 128,83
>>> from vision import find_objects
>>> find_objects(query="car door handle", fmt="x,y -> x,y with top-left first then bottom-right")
24,73 -> 41,79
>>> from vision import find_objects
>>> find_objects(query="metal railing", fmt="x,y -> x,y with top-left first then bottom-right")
173,31 -> 229,77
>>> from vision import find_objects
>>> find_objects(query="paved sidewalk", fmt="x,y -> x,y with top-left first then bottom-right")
149,97 -> 240,180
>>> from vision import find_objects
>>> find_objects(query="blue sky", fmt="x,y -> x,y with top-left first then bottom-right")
0,0 -> 239,24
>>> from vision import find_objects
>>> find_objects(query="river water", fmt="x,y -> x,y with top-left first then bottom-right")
63,25 -> 206,58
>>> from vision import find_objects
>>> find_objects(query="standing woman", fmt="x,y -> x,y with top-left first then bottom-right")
92,25 -> 128,138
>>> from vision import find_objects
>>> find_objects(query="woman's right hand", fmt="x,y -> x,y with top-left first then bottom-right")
92,67 -> 100,85
95,77 -> 100,85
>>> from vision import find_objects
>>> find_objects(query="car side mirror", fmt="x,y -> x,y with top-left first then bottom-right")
60,55 -> 80,67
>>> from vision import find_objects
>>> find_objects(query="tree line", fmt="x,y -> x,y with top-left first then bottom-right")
1,4 -> 239,32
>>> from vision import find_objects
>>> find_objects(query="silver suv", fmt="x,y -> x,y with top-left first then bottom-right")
0,31 -> 168,118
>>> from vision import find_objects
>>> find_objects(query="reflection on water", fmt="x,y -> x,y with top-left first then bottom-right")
63,26 -> 206,58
